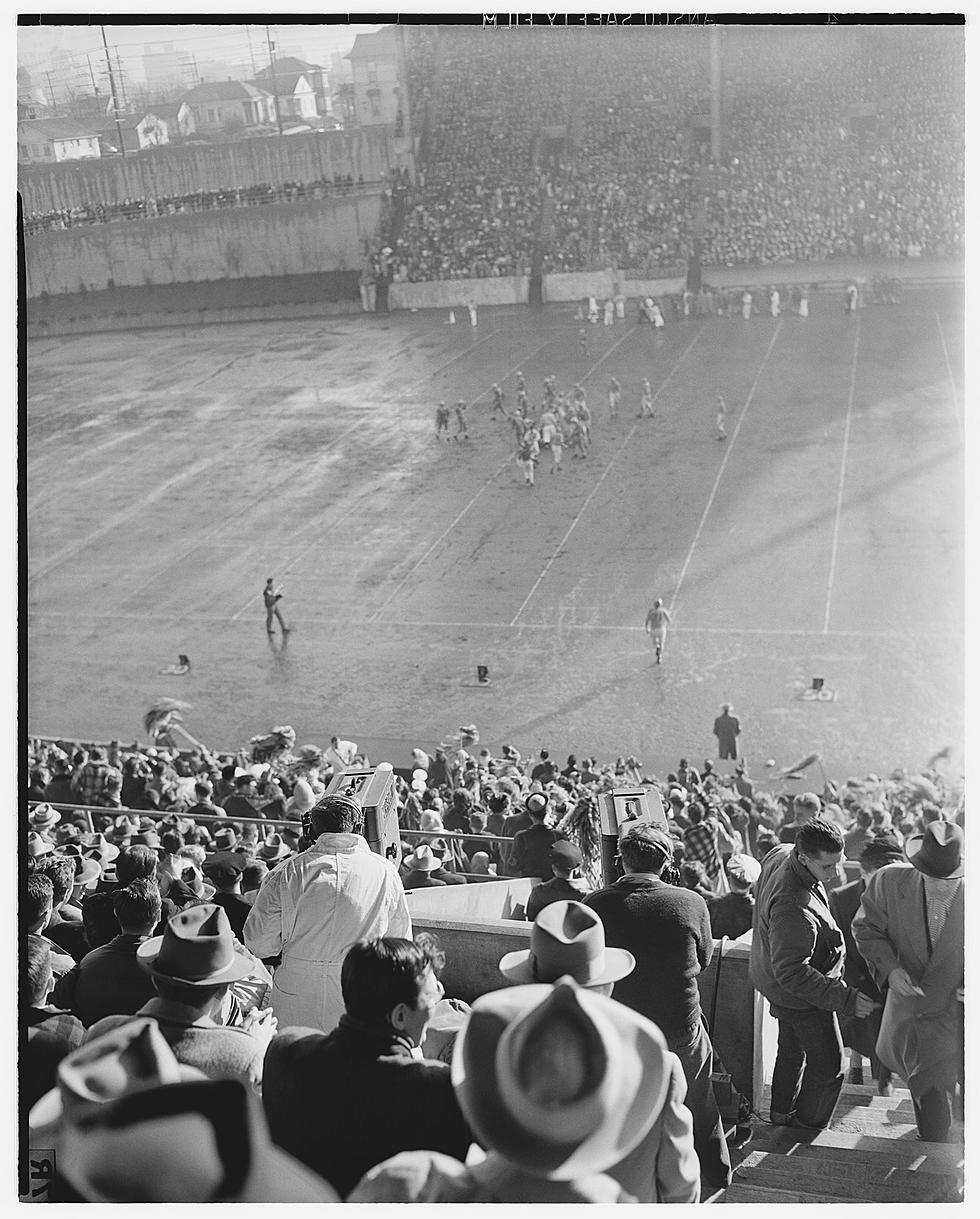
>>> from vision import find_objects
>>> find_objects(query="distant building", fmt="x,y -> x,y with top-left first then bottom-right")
17,117 -> 101,163
181,81 -> 274,133
346,26 -> 402,126
152,100 -> 195,142
97,112 -> 172,154
254,56 -> 330,119
143,42 -> 188,91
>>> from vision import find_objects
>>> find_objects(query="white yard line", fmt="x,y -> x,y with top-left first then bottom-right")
822,317 -> 861,634
669,320 -> 784,614
510,326 -> 705,626
934,311 -> 964,441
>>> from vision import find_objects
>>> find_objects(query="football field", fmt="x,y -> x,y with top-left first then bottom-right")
26,286 -> 964,782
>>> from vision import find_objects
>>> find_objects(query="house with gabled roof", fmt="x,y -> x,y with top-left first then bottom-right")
254,55 -> 329,117
181,80 -> 274,133
17,117 -> 101,163
249,70 -> 319,122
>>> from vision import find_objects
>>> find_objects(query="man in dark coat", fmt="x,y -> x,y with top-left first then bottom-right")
525,841 -> 589,922
750,819 -> 877,1130
712,704 -> 741,760
706,853 -> 760,941
828,835 -> 903,1092
512,794 -> 564,881
585,825 -> 732,1190
262,937 -> 470,1197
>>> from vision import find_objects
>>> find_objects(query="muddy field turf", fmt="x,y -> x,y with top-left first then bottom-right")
26,286 -> 964,783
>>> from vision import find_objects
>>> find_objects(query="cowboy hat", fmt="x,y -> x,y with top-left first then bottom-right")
55,1077 -> 339,1203
258,833 -> 290,862
27,831 -> 56,857
498,901 -> 635,987
136,904 -> 254,987
453,980 -> 670,1180
904,820 -> 963,879
81,832 -> 120,862
29,1017 -> 203,1136
404,843 -> 442,873
29,804 -> 61,830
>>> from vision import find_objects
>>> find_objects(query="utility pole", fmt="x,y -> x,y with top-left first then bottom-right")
44,70 -> 56,108
101,25 -> 127,155
86,54 -> 100,99
265,25 -> 283,135
245,25 -> 258,77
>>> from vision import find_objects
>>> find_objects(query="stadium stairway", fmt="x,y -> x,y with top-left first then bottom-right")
707,1081 -> 964,1204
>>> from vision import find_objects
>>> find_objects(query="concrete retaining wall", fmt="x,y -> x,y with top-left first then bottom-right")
388,275 -> 528,311
19,128 -> 399,212
24,194 -> 382,296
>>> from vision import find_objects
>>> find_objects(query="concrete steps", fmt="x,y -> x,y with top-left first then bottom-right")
710,1083 -> 963,1203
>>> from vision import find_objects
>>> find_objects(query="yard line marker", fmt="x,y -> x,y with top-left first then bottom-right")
822,317 -> 860,634
934,311 -> 964,441
669,320 -> 783,614
367,456 -> 514,625
510,327 -> 705,626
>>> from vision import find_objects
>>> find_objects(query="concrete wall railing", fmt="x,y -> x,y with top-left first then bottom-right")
24,195 -> 382,296
19,129 -> 400,213
388,275 -> 529,311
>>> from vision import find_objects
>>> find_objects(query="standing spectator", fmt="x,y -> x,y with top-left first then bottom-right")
222,774 -> 263,820
203,853 -> 252,942
244,794 -> 411,1035
712,704 -> 741,760
707,853 -> 761,940
750,820 -> 877,1130
325,736 -> 358,774
43,756 -> 75,805
683,802 -> 725,892
853,821 -> 964,1141
71,749 -> 121,806
779,791 -> 823,843
844,808 -> 874,860
512,796 -> 565,880
828,835 -> 904,1092
262,937 -> 469,1198
585,824 -> 732,1190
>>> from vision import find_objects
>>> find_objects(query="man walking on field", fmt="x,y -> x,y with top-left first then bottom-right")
264,578 -> 289,635
645,599 -> 672,664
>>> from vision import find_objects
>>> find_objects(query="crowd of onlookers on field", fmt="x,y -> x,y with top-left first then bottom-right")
375,24 -> 962,282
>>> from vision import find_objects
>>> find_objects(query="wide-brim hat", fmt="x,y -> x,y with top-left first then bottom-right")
405,844 -> 442,873
27,831 -> 55,857
70,855 -> 103,888
29,803 -> 61,830
210,829 -> 239,853
453,980 -> 669,1180
55,1078 -> 340,1203
82,833 -> 120,862
29,1017 -> 203,1135
904,821 -> 963,879
137,904 -> 254,987
258,833 -> 290,862
499,901 -> 635,987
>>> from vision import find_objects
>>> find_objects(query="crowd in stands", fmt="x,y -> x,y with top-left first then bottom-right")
22,172 -> 378,238
23,724 -> 962,1199
376,25 -> 962,282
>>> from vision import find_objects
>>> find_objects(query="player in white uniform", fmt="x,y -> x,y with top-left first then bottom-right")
608,376 -> 621,418
645,599 -> 672,664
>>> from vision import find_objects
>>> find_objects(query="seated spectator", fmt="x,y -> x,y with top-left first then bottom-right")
707,853 -> 761,940
241,859 -> 269,904
680,858 -> 717,904
26,873 -> 74,978
182,779 -> 224,820
262,937 -> 470,1198
779,791 -> 822,843
413,931 -> 472,1065
52,881 -> 161,1026
400,842 -> 447,889
350,978 -> 679,1203
427,838 -> 468,885
22,935 -> 85,1112
85,904 -> 277,1092
203,853 -> 251,941
844,808 -> 875,859
525,840 -> 589,921
37,856 -> 88,962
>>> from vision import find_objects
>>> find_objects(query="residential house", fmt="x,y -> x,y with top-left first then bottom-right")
254,56 -> 330,118
249,69 -> 318,124
17,118 -> 101,164
181,81 -> 274,134
152,100 -> 196,141
97,112 -> 172,154
346,27 -> 403,126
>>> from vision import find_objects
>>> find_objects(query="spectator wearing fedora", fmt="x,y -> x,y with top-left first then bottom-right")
85,904 -> 277,1091
350,978 -> 679,1203
262,937 -> 469,1198
751,819 -> 877,1131
829,835 -> 904,1094
401,843 -> 447,889
29,803 -> 61,837
586,823 -> 732,1190
29,1019 -> 337,1203
22,935 -> 85,1113
525,840 -> 589,921
222,774 -> 264,821
244,794 -> 411,1036
52,881 -> 162,1026
853,821 -> 964,1141
498,900 -> 699,1203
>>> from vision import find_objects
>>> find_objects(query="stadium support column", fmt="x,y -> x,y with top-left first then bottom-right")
709,25 -> 723,162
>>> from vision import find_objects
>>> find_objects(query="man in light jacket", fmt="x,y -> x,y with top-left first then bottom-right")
244,794 -> 411,1035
